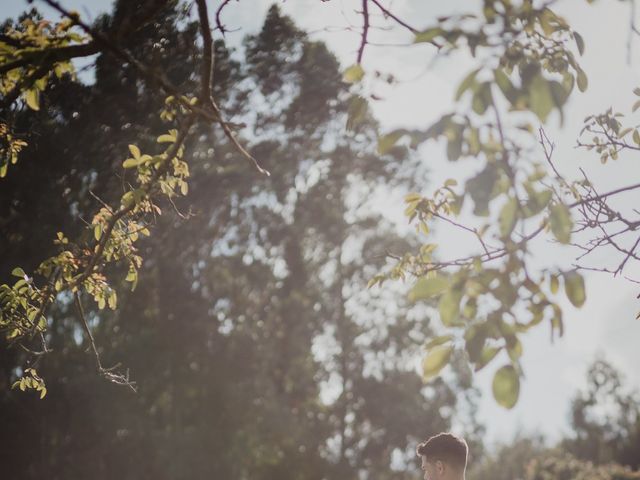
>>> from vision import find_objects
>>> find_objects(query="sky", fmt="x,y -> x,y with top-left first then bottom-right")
3,0 -> 640,450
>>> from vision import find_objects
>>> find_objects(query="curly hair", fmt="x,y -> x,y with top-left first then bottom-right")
416,432 -> 468,470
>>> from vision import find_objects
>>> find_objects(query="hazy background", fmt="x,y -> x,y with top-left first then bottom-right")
3,0 -> 640,450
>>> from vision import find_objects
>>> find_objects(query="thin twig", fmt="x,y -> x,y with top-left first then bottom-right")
357,0 -> 370,64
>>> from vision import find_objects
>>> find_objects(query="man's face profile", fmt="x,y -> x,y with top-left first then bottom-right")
420,455 -> 441,480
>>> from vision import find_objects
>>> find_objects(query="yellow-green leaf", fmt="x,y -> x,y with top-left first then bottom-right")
414,27 -> 443,44
474,345 -> 501,371
425,334 -> 454,349
108,291 -> 117,310
455,67 -> 481,101
377,130 -> 405,155
128,144 -> 141,159
564,271 -> 586,307
492,364 -> 520,409
438,289 -> 461,326
343,64 -> 364,84
576,68 -> 588,92
499,197 -> 519,237
123,158 -> 140,168
11,267 -> 26,278
422,344 -> 453,382
409,275 -> 449,301
549,203 -> 572,243
529,74 -> 554,122
25,89 -> 40,111
157,133 -> 176,143
549,273 -> 559,294
574,31 -> 585,56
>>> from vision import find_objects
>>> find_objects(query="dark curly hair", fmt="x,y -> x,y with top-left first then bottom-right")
416,432 -> 468,470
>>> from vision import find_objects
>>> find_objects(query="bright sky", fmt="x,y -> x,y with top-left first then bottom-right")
4,0 -> 640,449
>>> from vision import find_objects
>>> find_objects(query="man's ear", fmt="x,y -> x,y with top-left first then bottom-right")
436,460 -> 445,475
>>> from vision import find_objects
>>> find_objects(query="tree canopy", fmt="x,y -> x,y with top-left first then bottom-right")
3,0 -> 640,478
1,0 -> 640,436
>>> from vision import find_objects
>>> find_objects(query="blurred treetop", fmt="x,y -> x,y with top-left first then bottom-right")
2,0 -> 640,410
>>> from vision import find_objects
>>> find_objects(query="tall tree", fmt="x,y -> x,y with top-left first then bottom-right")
0,4 -> 477,479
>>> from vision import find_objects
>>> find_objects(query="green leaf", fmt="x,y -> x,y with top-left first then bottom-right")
474,345 -> 501,371
472,82 -> 492,115
506,336 -> 523,361
11,267 -> 26,278
574,31 -> 585,56
377,130 -> 406,155
549,273 -> 559,294
564,271 -> 586,307
346,95 -> 368,131
94,224 -> 102,241
409,275 -> 449,301
425,334 -> 455,349
549,203 -> 572,243
343,64 -> 364,84
529,74 -> 554,122
422,344 -> 453,382
494,68 -> 517,105
576,68 -> 588,92
128,144 -> 141,159
404,192 -> 422,203
25,89 -> 40,111
446,125 -> 464,161
492,364 -> 520,409
121,191 -> 135,207
414,27 -> 443,44
499,197 -> 519,237
438,289 -> 461,326
549,81 -> 570,111
466,164 -> 498,216
523,188 -> 552,217
633,130 -> 640,145
157,133 -> 177,143
122,158 -> 140,169
455,67 -> 481,100
108,291 -> 117,310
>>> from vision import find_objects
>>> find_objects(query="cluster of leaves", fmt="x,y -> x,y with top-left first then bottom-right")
0,0 -> 242,395
0,82 -> 194,394
10,366 -> 47,398
0,4 -> 481,478
360,0 -> 595,409
0,15 -> 84,171
0,121 -> 27,177
578,102 -> 640,163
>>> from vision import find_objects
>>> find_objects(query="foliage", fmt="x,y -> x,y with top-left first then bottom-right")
471,360 -> 640,480
525,452 -> 640,480
562,358 -> 640,469
351,0 -> 640,408
0,3 -> 480,478
0,0 -> 638,420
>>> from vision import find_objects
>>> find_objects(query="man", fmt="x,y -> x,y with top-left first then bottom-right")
416,432 -> 468,480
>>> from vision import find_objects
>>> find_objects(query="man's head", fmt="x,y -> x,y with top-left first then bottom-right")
416,432 -> 468,480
